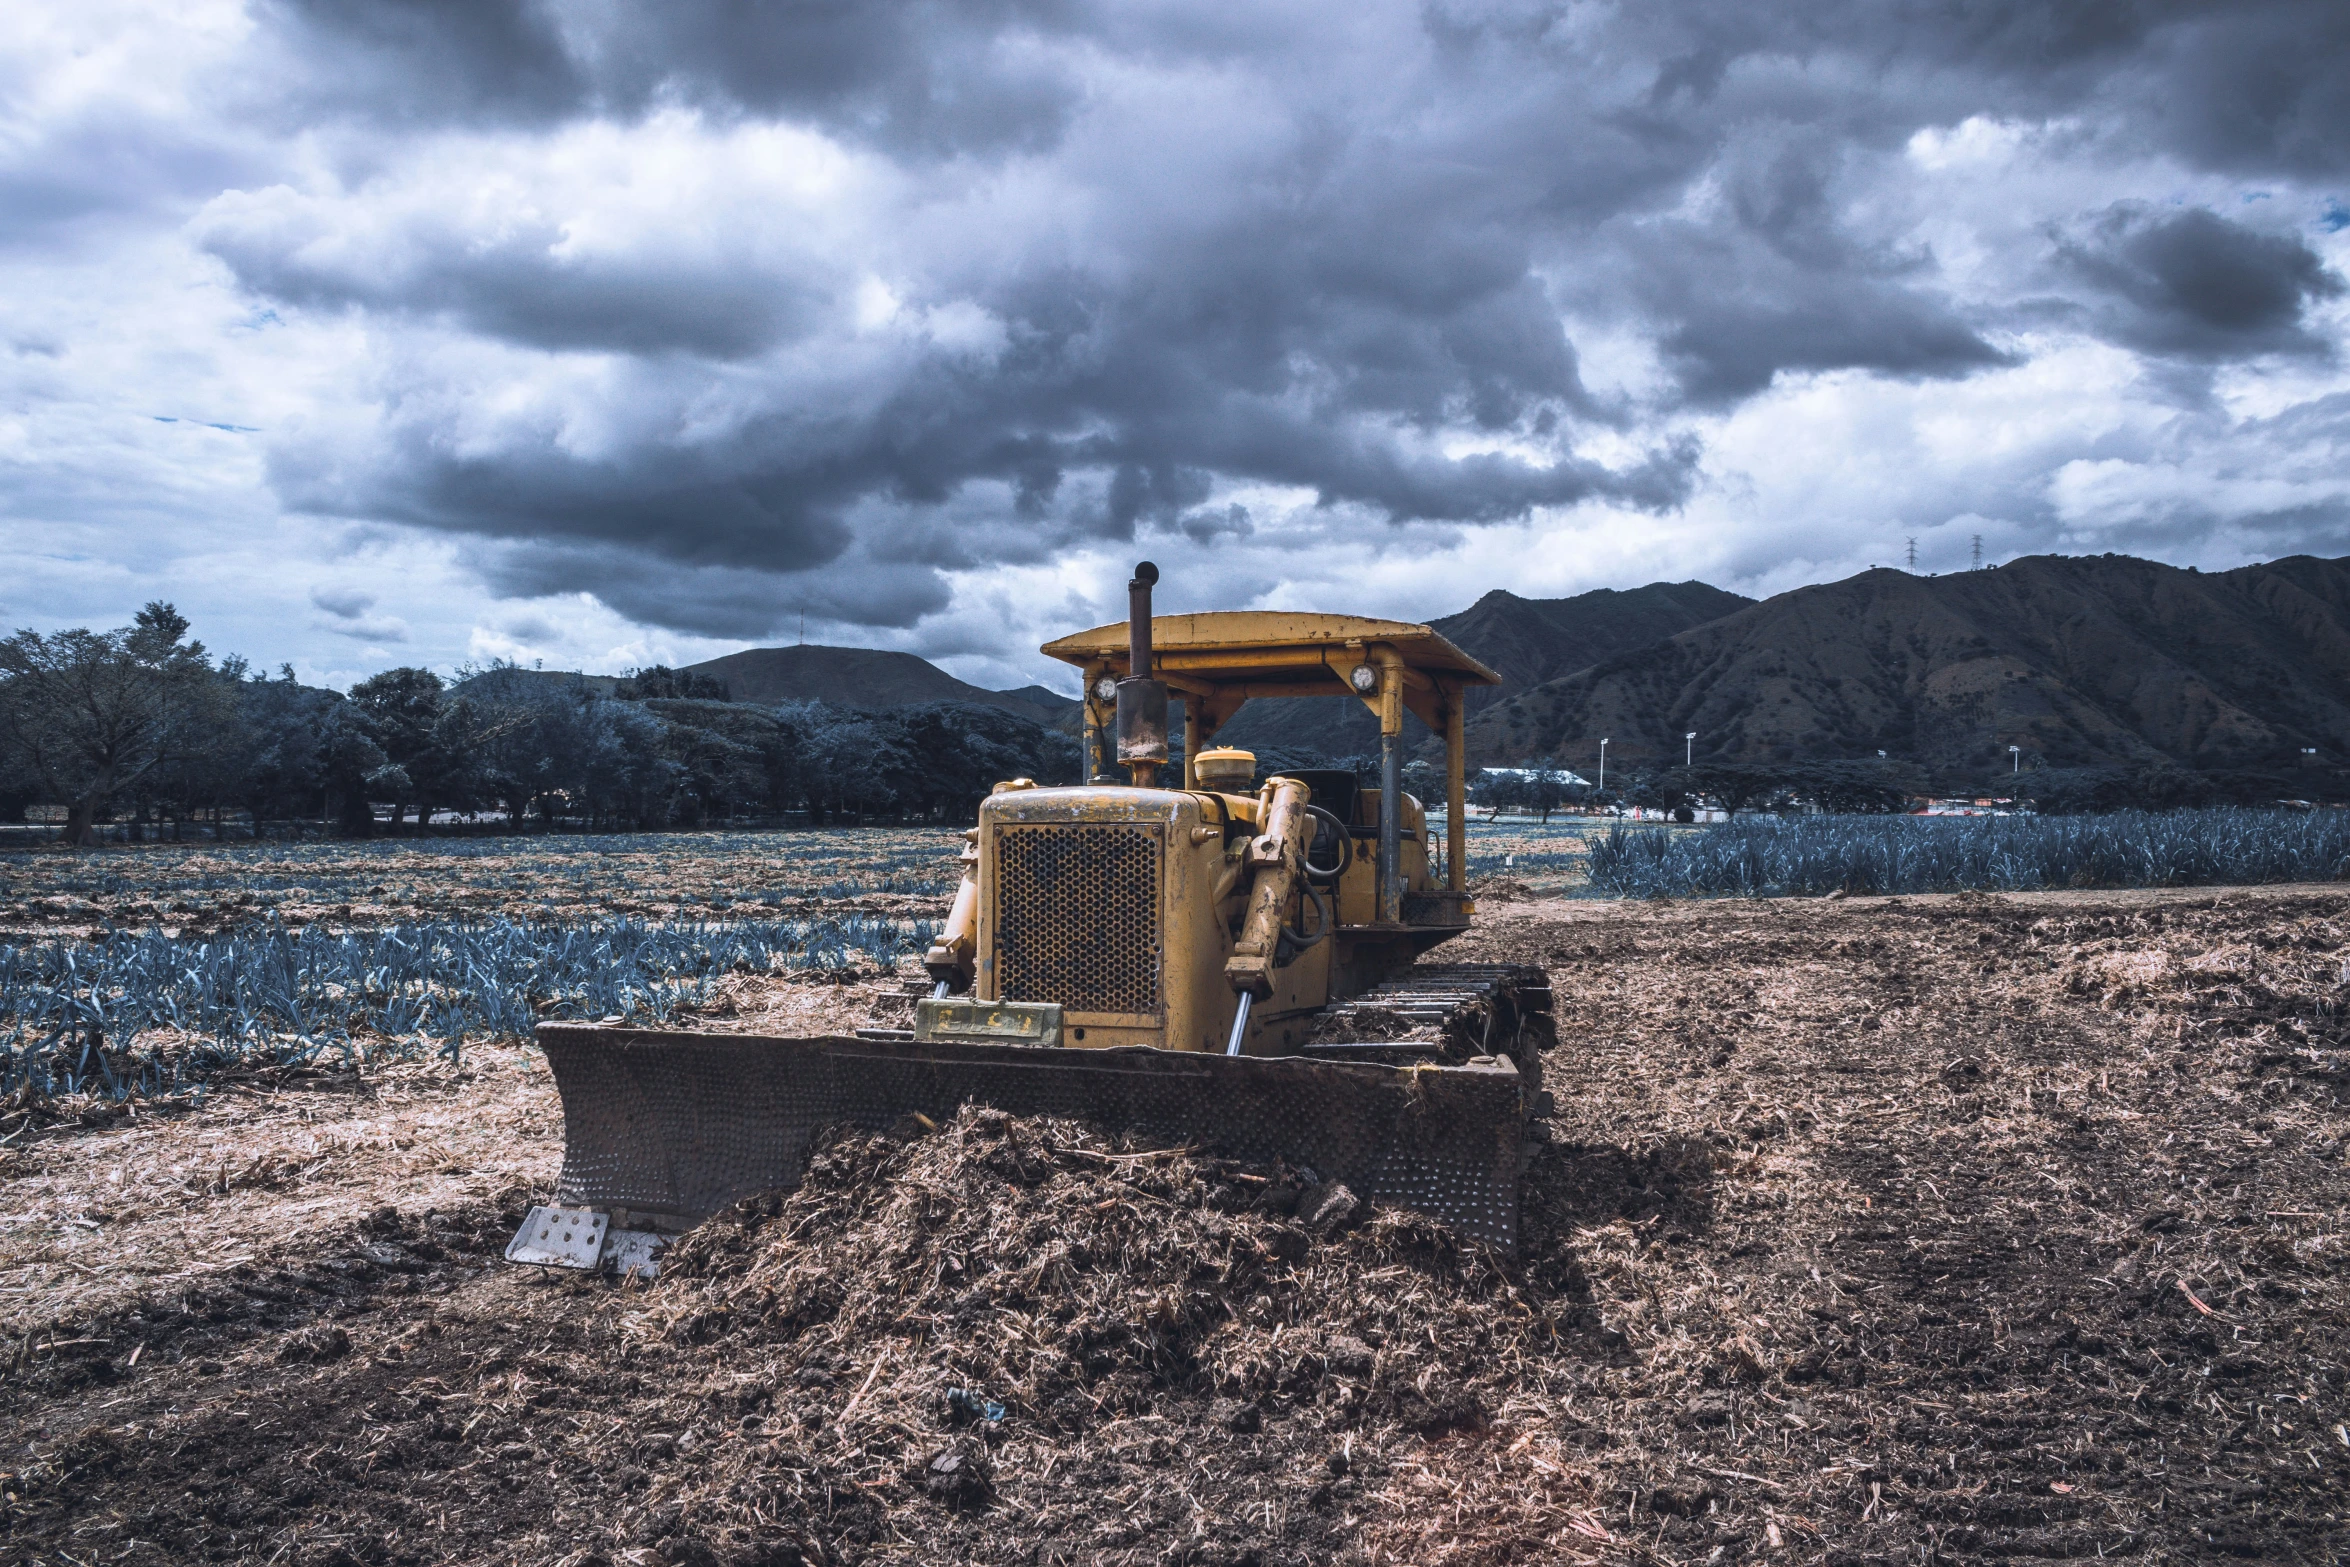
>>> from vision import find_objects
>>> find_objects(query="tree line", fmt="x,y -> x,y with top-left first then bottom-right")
0,604 -> 1080,845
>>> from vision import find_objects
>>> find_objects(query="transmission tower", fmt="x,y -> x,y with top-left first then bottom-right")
1905,537 -> 1917,570
1971,534 -> 1983,571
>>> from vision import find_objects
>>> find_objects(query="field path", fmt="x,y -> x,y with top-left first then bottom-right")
1,1053 -> 561,1338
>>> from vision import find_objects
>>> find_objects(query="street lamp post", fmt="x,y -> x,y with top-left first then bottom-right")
1685,731 -> 1696,767
1598,737 -> 1609,797
2008,744 -> 2021,774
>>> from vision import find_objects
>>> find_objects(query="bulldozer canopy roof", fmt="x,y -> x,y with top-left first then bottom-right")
1041,611 -> 1500,692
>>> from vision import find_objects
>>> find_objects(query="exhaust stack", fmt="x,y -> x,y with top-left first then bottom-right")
1114,560 -> 1169,786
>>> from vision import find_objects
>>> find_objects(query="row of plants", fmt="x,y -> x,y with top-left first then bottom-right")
0,912 -> 933,1102
1585,807 -> 2350,898
1,829 -> 963,913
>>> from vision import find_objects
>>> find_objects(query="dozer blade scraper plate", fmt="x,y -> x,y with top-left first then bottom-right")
534,1024 -> 1527,1252
505,1204 -> 607,1269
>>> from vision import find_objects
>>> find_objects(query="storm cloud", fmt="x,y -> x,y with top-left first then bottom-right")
2057,202 -> 2345,359
3,1 -> 2349,686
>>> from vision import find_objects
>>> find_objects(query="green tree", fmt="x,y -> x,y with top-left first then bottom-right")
0,603 -> 231,846
233,673 -> 388,835
1470,769 -> 1524,817
348,666 -> 447,829
894,702 -> 1081,821
1528,763 -> 1569,823
1783,759 -> 1929,814
617,665 -> 729,701
1672,762 -> 1782,817
780,702 -> 914,824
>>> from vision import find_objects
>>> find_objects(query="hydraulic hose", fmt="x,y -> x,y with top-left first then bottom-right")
1279,880 -> 1334,956
1301,804 -> 1353,884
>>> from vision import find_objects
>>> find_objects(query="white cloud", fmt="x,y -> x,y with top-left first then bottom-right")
0,0 -> 2344,696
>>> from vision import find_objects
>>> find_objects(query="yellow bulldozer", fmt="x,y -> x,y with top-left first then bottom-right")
506,564 -> 1550,1278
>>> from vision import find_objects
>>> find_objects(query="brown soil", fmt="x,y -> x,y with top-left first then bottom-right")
4,887 -> 2347,1565
0,979 -> 896,1329
0,1053 -> 560,1339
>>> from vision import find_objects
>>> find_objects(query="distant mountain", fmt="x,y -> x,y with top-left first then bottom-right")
680,645 -> 1078,725
1462,553 -> 2350,778
994,684 -> 1085,717
1212,581 -> 1753,758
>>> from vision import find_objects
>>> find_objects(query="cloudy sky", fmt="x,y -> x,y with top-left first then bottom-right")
3,1 -> 2346,694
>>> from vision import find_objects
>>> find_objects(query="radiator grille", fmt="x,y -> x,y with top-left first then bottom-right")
994,824 -> 1162,1016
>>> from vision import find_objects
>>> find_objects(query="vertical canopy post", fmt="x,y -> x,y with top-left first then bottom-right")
1445,685 -> 1465,893
1375,649 -> 1404,923
1082,664 -> 1112,783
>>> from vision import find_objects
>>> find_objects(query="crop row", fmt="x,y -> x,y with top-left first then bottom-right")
0,828 -> 961,905
0,913 -> 933,1102
1586,807 -> 2350,898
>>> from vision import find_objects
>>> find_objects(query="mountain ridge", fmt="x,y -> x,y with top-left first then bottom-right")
1212,580 -> 1755,758
1462,553 -> 2350,778
678,645 -> 1079,725
468,551 -> 2350,787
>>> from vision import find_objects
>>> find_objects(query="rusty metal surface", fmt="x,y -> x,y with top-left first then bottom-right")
914,996 -> 1065,1048
1128,561 -> 1157,678
536,1023 -> 1527,1250
1316,962 -> 1551,1076
995,824 -> 1162,1016
1041,610 -> 1503,686
1114,677 -> 1169,764
1399,889 -> 1473,926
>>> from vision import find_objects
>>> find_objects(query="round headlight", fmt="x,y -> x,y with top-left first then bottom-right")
1092,675 -> 1119,703
1349,662 -> 1379,693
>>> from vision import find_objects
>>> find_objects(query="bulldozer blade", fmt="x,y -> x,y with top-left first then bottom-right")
529,1022 -> 1529,1252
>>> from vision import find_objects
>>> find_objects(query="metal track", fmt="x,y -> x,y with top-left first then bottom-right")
1303,962 -> 1552,1082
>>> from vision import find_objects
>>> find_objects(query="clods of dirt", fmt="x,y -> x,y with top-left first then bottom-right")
617,1106 -> 1613,1564
4,886 -> 2348,1565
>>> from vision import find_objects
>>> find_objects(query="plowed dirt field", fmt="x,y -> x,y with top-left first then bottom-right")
5,885 -> 2346,1566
